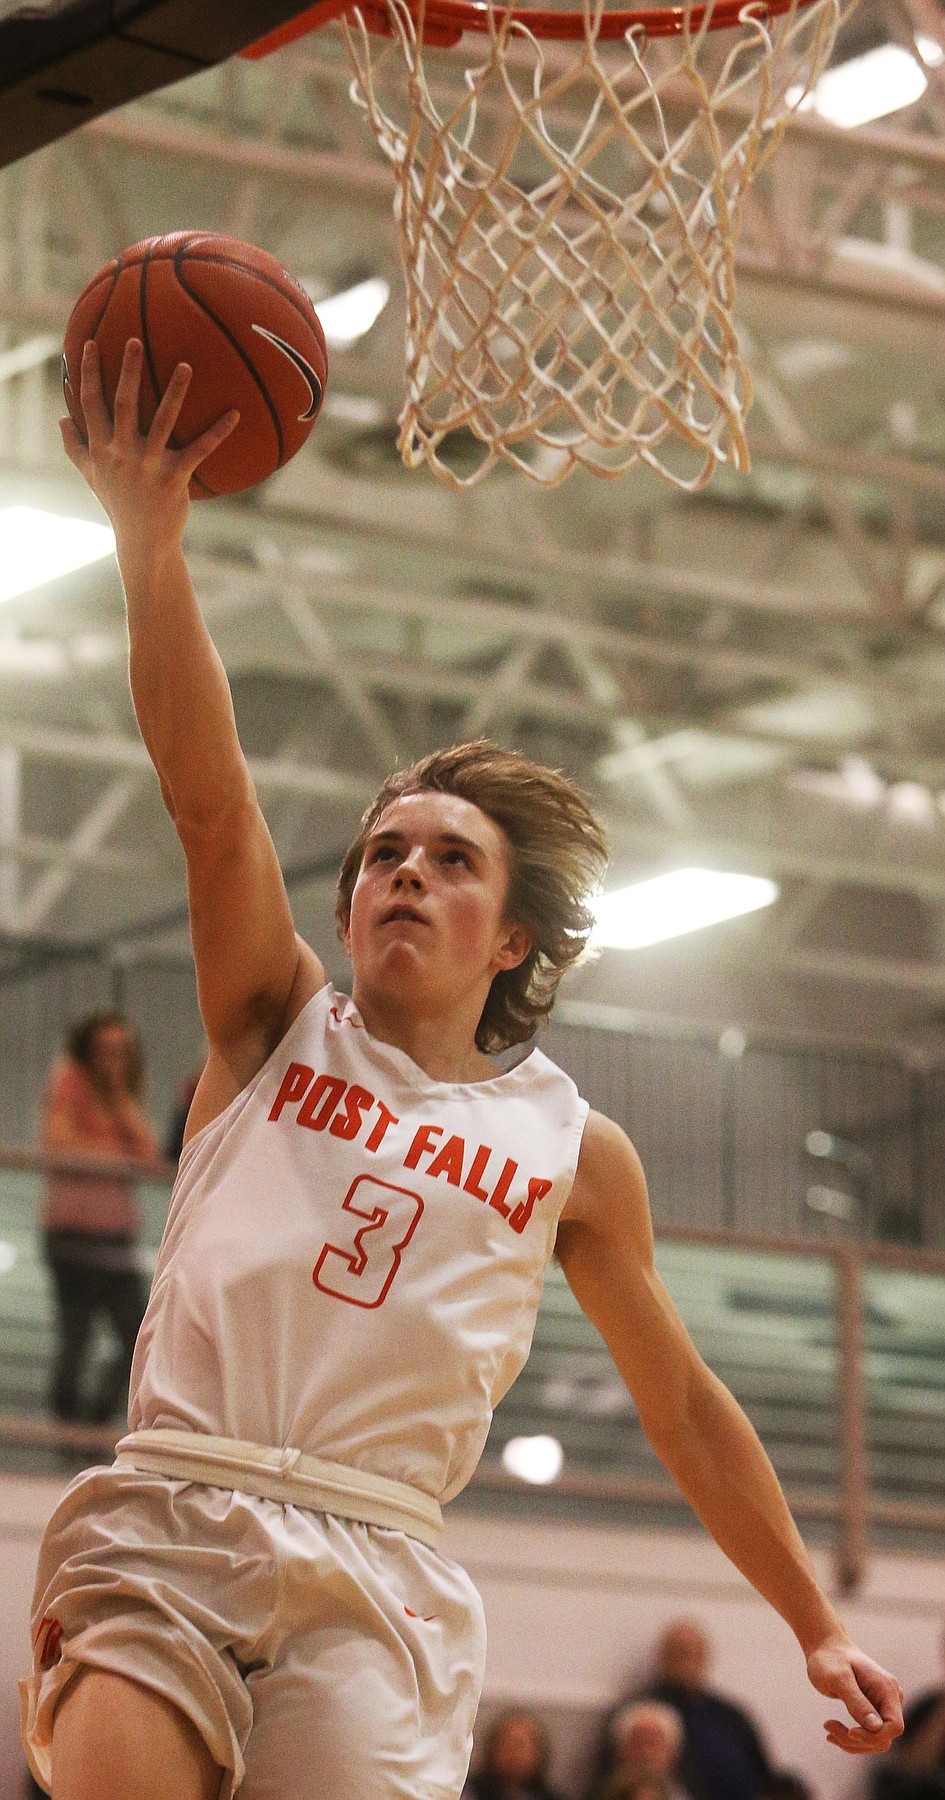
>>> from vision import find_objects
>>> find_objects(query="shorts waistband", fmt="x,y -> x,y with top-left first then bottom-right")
114,1429 -> 444,1550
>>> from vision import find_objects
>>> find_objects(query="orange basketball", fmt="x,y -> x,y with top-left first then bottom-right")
63,232 -> 328,498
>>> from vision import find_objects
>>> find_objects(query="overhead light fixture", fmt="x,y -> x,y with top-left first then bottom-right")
791,43 -> 928,128
323,392 -> 388,427
916,34 -> 944,67
791,756 -> 886,807
837,755 -> 885,807
592,869 -> 779,950
887,780 -> 937,824
305,277 -> 391,348
501,1435 -> 564,1485
0,506 -> 115,605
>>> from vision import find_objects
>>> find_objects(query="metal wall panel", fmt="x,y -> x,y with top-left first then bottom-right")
0,958 -> 941,1246
544,1020 -> 726,1228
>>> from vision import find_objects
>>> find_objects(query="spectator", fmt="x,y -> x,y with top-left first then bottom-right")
41,1010 -> 159,1424
871,1630 -> 945,1800
463,1708 -> 565,1800
593,1702 -> 692,1800
646,1619 -> 776,1800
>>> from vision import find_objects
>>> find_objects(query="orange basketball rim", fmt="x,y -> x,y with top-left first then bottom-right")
244,0 -> 829,50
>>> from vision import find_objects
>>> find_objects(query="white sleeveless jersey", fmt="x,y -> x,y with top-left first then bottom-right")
129,984 -> 588,1504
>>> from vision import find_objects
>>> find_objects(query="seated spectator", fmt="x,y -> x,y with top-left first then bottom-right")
41,1010 -> 159,1424
646,1618 -> 775,1800
759,1777 -> 814,1800
594,1702 -> 692,1800
871,1629 -> 945,1799
463,1709 -> 565,1800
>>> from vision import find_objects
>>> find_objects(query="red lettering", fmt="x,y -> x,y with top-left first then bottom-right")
488,1157 -> 517,1218
509,1176 -> 554,1234
329,1084 -> 374,1142
297,1073 -> 347,1131
268,1062 -> 315,1123
365,1101 -> 399,1154
426,1134 -> 465,1186
463,1143 -> 493,1201
404,1124 -> 442,1169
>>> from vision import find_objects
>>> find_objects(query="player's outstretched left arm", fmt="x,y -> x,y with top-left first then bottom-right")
555,1112 -> 904,1758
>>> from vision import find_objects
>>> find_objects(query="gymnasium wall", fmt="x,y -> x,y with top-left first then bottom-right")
2,1474 -> 944,1800
0,951 -> 941,1246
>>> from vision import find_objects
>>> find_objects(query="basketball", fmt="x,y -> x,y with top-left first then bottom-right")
62,231 -> 328,498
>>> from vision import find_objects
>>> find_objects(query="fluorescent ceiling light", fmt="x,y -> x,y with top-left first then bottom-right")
0,506 -> 115,605
323,392 -> 388,428
916,34 -> 944,67
887,781 -> 937,824
501,1435 -> 564,1485
838,756 -> 884,806
306,277 -> 390,348
592,868 -> 779,950
792,44 -> 928,128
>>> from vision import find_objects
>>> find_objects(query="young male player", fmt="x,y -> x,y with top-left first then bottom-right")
22,339 -> 904,1800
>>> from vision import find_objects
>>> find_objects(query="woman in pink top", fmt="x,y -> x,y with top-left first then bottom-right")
42,1011 -> 159,1425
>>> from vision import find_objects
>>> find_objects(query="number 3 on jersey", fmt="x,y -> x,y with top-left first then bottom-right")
313,1175 -> 424,1308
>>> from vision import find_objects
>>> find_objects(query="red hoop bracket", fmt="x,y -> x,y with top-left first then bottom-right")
242,0 -> 822,53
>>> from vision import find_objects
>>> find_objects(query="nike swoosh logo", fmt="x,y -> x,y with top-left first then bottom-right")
251,324 -> 324,421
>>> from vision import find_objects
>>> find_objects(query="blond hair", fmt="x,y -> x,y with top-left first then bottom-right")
336,741 -> 608,1053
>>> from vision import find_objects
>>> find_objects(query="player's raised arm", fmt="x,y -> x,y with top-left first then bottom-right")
555,1113 -> 904,1759
60,338 -> 325,1085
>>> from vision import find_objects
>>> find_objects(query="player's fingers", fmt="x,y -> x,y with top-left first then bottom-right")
852,1661 -> 904,1736
182,408 -> 240,475
824,1718 -> 900,1756
147,362 -> 193,450
113,338 -> 144,437
78,340 -> 111,447
833,1670 -> 885,1734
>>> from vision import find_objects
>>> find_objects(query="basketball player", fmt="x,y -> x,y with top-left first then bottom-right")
22,338 -> 904,1800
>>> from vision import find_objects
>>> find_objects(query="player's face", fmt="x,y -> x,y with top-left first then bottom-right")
345,790 -> 529,1013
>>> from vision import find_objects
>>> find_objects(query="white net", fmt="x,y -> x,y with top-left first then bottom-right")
342,0 -> 848,488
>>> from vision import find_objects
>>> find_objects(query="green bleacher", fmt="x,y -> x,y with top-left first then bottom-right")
2,1168 -> 945,1544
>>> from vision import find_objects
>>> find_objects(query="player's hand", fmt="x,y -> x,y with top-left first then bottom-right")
59,338 -> 239,553
807,1634 -> 904,1755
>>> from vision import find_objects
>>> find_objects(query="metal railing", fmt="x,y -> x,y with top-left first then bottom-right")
2,1145 -> 944,1593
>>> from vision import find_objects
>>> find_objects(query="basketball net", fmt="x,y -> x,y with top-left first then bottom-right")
337,0 -> 847,488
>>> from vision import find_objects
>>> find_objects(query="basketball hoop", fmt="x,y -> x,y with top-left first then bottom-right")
246,0 -> 851,490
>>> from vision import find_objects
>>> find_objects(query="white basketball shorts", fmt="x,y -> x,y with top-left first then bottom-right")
21,1462 -> 487,1800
